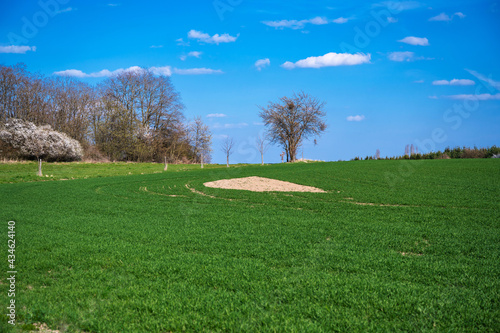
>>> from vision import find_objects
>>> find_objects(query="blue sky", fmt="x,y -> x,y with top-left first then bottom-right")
1,0 -> 499,163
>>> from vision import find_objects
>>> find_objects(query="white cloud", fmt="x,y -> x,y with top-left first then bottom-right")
213,123 -> 249,129
332,17 -> 349,24
282,52 -> 371,69
444,93 -> 500,101
187,30 -> 238,44
388,51 -> 415,62
310,17 -> 329,25
0,45 -> 36,54
466,69 -> 500,91
150,66 -> 173,76
429,12 -> 466,21
429,13 -> 451,21
375,1 -> 423,11
388,52 -> 432,62
207,113 -> 227,118
347,115 -> 365,122
54,66 -> 169,78
432,79 -> 475,86
262,16 -> 330,30
398,36 -> 429,46
262,19 -> 301,29
54,66 -> 222,77
53,69 -> 88,78
180,51 -> 202,61
57,7 -> 74,13
255,58 -> 271,71
253,122 -> 264,126
54,69 -> 114,78
176,38 -> 190,46
173,68 -> 223,75
188,51 -> 202,58
150,45 -> 163,49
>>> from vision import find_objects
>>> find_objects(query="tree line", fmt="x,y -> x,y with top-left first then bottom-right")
352,146 -> 500,161
0,63 -> 211,163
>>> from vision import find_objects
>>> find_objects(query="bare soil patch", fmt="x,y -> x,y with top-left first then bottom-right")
203,176 -> 326,193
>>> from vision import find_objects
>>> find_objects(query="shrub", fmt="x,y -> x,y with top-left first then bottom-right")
82,145 -> 109,163
0,119 -> 83,161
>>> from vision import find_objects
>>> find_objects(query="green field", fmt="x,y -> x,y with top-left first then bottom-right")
1,159 -> 499,332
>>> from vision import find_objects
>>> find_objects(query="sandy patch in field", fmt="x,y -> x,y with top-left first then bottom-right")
203,176 -> 326,193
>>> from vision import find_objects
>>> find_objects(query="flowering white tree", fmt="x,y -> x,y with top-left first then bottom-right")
0,119 -> 83,174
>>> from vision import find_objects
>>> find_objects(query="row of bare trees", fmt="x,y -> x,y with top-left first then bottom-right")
0,64 -> 95,145
0,63 -> 211,163
1,64 -> 326,165
220,135 -> 269,167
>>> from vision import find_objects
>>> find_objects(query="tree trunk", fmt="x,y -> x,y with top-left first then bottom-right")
164,156 -> 168,171
261,152 -> 264,165
38,158 -> 42,176
201,153 -> 204,169
226,155 -> 229,168
289,142 -> 297,162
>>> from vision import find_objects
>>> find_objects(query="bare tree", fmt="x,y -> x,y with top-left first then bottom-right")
188,116 -> 212,168
49,77 -> 95,145
221,137 -> 235,167
0,64 -> 198,164
0,64 -> 23,122
255,134 -> 269,165
97,68 -> 185,161
258,91 -> 327,162
0,63 -> 51,126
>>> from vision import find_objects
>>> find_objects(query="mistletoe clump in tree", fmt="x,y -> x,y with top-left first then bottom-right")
258,91 -> 327,162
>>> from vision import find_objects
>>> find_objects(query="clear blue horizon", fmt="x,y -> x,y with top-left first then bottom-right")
1,0 -> 499,163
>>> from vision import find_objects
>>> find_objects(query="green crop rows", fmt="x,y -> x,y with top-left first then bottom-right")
0,159 -> 499,332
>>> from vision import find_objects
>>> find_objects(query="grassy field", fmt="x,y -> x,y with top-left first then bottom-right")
0,159 -> 499,332
0,161 -> 232,184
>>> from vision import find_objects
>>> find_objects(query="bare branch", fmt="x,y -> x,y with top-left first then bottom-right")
221,137 -> 235,167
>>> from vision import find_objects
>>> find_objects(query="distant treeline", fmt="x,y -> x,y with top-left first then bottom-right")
352,146 -> 500,161
0,63 -> 211,163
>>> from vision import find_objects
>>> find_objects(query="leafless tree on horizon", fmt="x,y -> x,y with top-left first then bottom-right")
221,137 -> 235,167
258,91 -> 327,162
